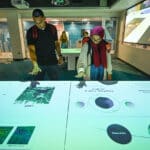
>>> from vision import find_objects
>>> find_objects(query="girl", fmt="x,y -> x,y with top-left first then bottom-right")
76,26 -> 112,80
60,30 -> 68,48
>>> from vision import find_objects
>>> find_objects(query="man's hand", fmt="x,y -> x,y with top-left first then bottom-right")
75,71 -> 86,78
58,56 -> 64,65
29,61 -> 42,75
55,41 -> 64,65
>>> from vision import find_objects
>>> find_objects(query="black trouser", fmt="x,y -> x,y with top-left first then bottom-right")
33,64 -> 62,80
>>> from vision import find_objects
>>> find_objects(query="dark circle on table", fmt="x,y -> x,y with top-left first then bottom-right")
148,124 -> 150,135
95,97 -> 114,109
107,124 -> 132,144
100,81 -> 118,85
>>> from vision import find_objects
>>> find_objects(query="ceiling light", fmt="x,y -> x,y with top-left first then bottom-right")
51,0 -> 70,6
11,0 -> 29,9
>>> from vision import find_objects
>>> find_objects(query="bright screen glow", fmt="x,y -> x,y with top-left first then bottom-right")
124,0 -> 150,45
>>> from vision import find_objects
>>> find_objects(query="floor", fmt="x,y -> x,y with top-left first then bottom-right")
0,81 -> 150,150
0,56 -> 149,81
111,57 -> 150,80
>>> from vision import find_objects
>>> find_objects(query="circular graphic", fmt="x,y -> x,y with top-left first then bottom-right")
95,97 -> 114,109
125,101 -> 134,108
148,125 -> 150,135
100,81 -> 118,85
107,124 -> 132,144
76,101 -> 85,108
89,95 -> 121,113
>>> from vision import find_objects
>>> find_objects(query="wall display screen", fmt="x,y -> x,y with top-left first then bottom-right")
0,21 -> 12,52
123,0 -> 150,45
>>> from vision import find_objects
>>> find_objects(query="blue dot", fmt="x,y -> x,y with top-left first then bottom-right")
107,124 -> 132,144
95,97 -> 114,109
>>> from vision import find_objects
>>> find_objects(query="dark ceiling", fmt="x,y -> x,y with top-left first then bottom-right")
0,0 -> 118,8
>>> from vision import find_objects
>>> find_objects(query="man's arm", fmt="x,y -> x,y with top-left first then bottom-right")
55,41 -> 62,56
28,44 -> 41,75
55,41 -> 64,64
28,44 -> 37,63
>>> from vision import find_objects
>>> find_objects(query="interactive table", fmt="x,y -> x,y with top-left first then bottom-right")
66,81 -> 150,150
0,81 -> 150,150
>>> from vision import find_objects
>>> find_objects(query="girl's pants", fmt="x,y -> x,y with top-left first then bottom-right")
90,65 -> 104,80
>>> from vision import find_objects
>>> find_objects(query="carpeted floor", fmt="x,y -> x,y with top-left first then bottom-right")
0,58 -> 149,81
112,70 -> 149,80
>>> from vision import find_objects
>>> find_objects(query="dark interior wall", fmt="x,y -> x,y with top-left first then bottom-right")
70,0 -> 100,6
0,0 -> 119,8
0,0 -> 100,8
107,0 -> 118,7
0,0 -> 12,7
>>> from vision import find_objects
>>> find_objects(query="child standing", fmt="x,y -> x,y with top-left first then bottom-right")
76,26 -> 112,80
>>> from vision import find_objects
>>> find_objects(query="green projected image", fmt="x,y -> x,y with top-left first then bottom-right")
15,87 -> 55,104
0,126 -> 13,144
7,126 -> 35,144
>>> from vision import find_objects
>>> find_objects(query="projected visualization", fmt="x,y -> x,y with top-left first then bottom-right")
65,81 -> 150,150
15,86 -> 55,104
124,0 -> 150,45
95,97 -> 114,109
0,126 -> 35,145
0,127 -> 13,144
7,126 -> 35,144
0,81 -> 150,150
107,124 -> 132,144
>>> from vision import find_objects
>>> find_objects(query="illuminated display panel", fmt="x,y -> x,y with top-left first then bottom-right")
124,0 -> 150,45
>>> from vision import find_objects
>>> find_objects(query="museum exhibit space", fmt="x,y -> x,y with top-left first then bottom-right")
0,81 -> 150,150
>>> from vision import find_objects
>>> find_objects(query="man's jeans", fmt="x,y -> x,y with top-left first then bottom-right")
33,64 -> 62,80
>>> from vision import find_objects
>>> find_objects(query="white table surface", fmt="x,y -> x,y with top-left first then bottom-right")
0,81 -> 150,150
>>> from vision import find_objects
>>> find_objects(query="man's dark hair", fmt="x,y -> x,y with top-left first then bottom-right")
32,9 -> 44,17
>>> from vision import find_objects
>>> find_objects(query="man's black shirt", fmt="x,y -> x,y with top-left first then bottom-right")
26,23 -> 58,65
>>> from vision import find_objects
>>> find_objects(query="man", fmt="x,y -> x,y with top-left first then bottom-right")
26,9 -> 63,80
